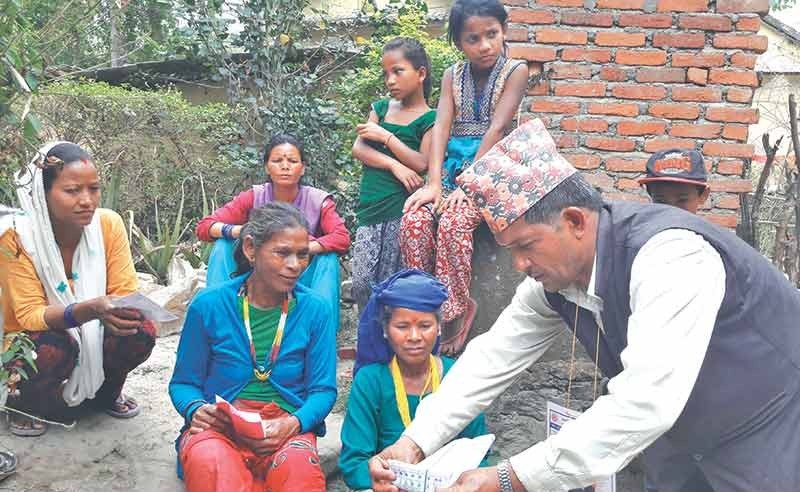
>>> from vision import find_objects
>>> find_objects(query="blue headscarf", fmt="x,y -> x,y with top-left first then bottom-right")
354,269 -> 448,375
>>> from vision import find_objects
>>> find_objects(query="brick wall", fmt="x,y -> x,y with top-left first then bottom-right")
506,0 -> 770,228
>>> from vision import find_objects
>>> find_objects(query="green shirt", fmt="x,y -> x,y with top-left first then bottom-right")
236,296 -> 297,413
356,99 -> 436,227
338,357 -> 488,490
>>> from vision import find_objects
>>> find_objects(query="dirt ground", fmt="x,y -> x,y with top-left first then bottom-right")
0,334 -> 347,492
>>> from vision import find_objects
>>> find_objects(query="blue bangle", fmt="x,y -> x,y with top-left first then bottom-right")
63,303 -> 80,328
221,224 -> 234,240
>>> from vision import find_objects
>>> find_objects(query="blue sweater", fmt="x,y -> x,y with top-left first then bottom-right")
168,274 -> 337,437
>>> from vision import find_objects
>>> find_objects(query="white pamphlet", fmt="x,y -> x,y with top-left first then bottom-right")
546,401 -> 616,492
111,292 -> 179,323
389,434 -> 495,492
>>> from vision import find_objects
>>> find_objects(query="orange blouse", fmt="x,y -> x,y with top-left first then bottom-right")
0,208 -> 138,333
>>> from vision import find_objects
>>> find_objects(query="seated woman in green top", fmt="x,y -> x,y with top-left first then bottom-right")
350,37 -> 436,313
339,269 -> 488,490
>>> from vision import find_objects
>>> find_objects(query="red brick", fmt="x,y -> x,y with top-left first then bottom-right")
708,69 -> 759,87
648,103 -> 701,119
618,13 -> 673,28
669,123 -> 723,139
736,15 -> 761,32
722,124 -> 749,141
703,141 -> 755,158
653,32 -> 706,49
508,9 -> 556,24
715,193 -> 741,209
605,158 -> 648,172
706,106 -> 759,123
586,137 -> 637,152
709,178 -> 752,193
597,0 -> 645,8
731,52 -> 758,69
717,160 -> 745,175
636,68 -> 686,83
616,49 -> 668,66
678,14 -> 733,31
713,34 -> 768,53
509,45 -> 558,62
717,0 -> 770,14
560,118 -> 609,132
532,99 -> 581,114
506,28 -> 529,42
585,173 -> 616,192
657,0 -> 708,12
645,138 -> 696,152
588,102 -> 639,117
617,120 -> 668,136
565,154 -> 602,170
561,11 -> 614,27
503,0 -> 527,5
549,63 -> 592,79
527,79 -> 549,95
687,68 -> 708,86
617,178 -> 642,190
612,84 -> 668,100
600,66 -> 628,81
554,82 -> 606,97
561,47 -> 612,63
536,29 -> 588,45
596,32 -> 646,47
702,213 -> 738,228
534,0 -> 582,5
603,191 -> 649,203
726,87 -> 753,103
672,52 -> 726,68
557,134 -> 579,148
672,86 -> 722,102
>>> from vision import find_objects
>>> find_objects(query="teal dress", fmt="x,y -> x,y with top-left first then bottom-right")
339,356 -> 488,490
442,55 -> 526,190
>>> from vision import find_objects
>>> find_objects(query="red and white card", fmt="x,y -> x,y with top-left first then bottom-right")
215,395 -> 267,439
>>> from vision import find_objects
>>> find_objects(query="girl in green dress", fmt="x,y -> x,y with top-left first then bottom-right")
350,38 -> 437,312
340,269 -> 488,490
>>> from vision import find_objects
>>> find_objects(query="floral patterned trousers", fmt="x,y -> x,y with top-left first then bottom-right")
399,200 -> 483,322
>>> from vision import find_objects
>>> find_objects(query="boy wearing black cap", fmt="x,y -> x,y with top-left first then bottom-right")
638,149 -> 710,214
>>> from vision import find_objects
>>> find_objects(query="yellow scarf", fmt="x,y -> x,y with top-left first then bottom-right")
390,355 -> 440,428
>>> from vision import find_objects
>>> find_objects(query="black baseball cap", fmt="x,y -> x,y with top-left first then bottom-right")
638,149 -> 709,188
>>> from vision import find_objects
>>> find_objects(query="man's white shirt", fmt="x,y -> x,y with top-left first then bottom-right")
403,229 -> 726,491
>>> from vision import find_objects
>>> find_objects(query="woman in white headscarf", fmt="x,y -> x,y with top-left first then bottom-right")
0,142 -> 155,436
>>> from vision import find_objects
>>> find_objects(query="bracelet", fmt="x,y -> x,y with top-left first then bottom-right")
497,460 -> 514,492
63,303 -> 80,328
221,224 -> 235,240
384,133 -> 393,146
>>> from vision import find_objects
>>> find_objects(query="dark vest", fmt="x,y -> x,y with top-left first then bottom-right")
545,202 -> 800,487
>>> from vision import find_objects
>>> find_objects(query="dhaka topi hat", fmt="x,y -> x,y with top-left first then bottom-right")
456,119 -> 577,234
354,269 -> 448,375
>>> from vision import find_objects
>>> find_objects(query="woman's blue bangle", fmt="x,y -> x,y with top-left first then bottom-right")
221,224 -> 234,240
63,303 -> 80,328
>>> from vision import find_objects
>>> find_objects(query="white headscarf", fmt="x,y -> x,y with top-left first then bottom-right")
11,142 -> 107,407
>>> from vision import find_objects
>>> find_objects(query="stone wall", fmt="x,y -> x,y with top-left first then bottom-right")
506,0 -> 770,229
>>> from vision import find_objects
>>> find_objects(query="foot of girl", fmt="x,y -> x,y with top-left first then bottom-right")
105,394 -> 141,419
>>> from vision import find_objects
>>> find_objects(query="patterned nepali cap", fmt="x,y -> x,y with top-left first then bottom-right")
456,119 -> 577,234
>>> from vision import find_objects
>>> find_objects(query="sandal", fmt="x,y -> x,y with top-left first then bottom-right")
0,451 -> 16,481
440,297 -> 478,356
105,394 -> 141,419
8,414 -> 48,437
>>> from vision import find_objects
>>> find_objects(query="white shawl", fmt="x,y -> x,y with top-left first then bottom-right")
11,142 -> 107,407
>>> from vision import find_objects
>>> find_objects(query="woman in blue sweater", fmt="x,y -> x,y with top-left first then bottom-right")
169,202 -> 336,492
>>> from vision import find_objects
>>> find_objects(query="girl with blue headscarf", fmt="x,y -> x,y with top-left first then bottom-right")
339,269 -> 488,490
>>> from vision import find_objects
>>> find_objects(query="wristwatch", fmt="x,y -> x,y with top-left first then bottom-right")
497,459 -> 514,492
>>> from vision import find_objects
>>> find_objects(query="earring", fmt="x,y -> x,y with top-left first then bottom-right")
382,331 -> 388,339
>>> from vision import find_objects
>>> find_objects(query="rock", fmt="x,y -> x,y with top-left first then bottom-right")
340,279 -> 354,304
146,259 -> 206,337
167,256 -> 195,287
136,272 -> 160,296
318,413 -> 344,478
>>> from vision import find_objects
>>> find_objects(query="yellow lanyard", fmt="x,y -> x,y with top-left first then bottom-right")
242,294 -> 289,382
390,355 -> 440,428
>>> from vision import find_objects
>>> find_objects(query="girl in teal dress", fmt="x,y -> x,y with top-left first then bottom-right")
399,0 -> 528,355
339,269 -> 488,490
